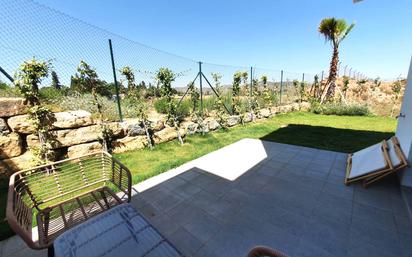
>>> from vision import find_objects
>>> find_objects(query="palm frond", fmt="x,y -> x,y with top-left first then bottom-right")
340,23 -> 355,43
319,18 -> 355,45
318,18 -> 336,42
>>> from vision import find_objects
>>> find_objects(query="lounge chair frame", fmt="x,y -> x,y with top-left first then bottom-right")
6,151 -> 132,250
362,137 -> 409,187
345,140 -> 392,185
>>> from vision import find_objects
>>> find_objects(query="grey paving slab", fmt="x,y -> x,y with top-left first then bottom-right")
352,202 -> 397,233
350,216 -> 403,256
347,235 -> 399,257
354,186 -> 393,210
4,139 -> 412,257
168,227 -> 203,257
181,210 -> 223,244
322,180 -> 354,200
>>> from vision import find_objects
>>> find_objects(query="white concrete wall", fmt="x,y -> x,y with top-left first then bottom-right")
396,57 -> 412,187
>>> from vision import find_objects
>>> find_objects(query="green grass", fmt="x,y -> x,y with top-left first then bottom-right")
0,112 -> 397,241
115,112 -> 396,185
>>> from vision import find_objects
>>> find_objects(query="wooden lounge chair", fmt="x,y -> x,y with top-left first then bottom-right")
363,137 -> 408,187
6,152 -> 132,252
345,140 -> 392,185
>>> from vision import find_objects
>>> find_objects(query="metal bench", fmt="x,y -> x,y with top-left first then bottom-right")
6,152 -> 132,251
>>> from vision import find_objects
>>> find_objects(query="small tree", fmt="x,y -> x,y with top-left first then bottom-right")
261,75 -> 268,87
342,76 -> 350,98
249,79 -> 259,118
211,72 -> 223,94
232,71 -> 242,115
261,75 -> 272,107
14,58 -> 56,164
188,82 -> 200,113
311,75 -> 320,98
136,102 -> 153,149
292,80 -> 300,102
120,67 -> 153,149
355,79 -> 367,99
241,71 -> 249,96
391,78 -> 402,117
15,58 -> 50,106
155,67 -> 183,145
211,72 -> 228,128
120,66 -> 136,91
188,82 -> 206,134
51,70 -> 62,90
75,61 -> 112,151
373,77 -> 381,91
299,81 -> 306,103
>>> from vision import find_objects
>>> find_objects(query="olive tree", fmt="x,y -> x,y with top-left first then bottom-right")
232,71 -> 242,115
75,61 -> 112,151
120,66 -> 136,92
261,75 -> 274,107
342,76 -> 350,99
211,72 -> 223,95
155,67 -> 183,145
14,58 -> 56,164
211,72 -> 228,128
241,71 -> 249,96
391,78 -> 402,117
120,66 -> 153,149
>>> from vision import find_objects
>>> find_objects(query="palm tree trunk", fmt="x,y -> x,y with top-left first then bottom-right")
325,45 -> 339,99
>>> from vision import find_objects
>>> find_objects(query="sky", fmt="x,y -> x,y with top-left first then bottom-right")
0,0 -> 411,84
33,0 -> 412,80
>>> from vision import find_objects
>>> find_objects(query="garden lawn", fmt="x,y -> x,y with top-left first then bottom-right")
115,112 -> 396,185
0,112 -> 397,241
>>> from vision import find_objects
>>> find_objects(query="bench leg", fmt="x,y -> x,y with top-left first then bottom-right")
48,244 -> 55,257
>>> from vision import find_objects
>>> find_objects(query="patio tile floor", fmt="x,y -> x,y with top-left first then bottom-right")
2,138 -> 412,257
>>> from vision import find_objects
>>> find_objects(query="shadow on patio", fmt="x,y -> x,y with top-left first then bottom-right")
2,139 -> 410,257
129,139 -> 410,257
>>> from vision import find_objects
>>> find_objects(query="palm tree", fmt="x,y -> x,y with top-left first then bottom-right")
318,18 -> 354,102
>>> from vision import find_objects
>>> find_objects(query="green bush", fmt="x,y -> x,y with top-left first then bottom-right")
154,97 -> 190,118
50,94 -> 120,121
0,82 -> 21,97
310,102 -> 370,116
39,86 -> 65,100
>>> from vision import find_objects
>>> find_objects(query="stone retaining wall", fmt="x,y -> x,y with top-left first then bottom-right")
0,97 -> 309,175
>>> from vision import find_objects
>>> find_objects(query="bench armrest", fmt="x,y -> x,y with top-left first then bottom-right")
108,153 -> 132,202
6,174 -> 37,249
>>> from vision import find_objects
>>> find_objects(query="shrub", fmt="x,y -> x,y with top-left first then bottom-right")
310,102 -> 370,116
51,94 -> 121,121
39,86 -> 65,100
0,82 -> 21,97
154,97 -> 190,118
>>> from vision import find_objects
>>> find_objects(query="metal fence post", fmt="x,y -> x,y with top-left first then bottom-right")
108,39 -> 123,122
321,70 -> 324,83
0,66 -> 14,83
279,70 -> 284,105
199,61 -> 203,118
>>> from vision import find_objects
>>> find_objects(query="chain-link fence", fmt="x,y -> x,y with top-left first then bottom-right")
0,0 -> 329,121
